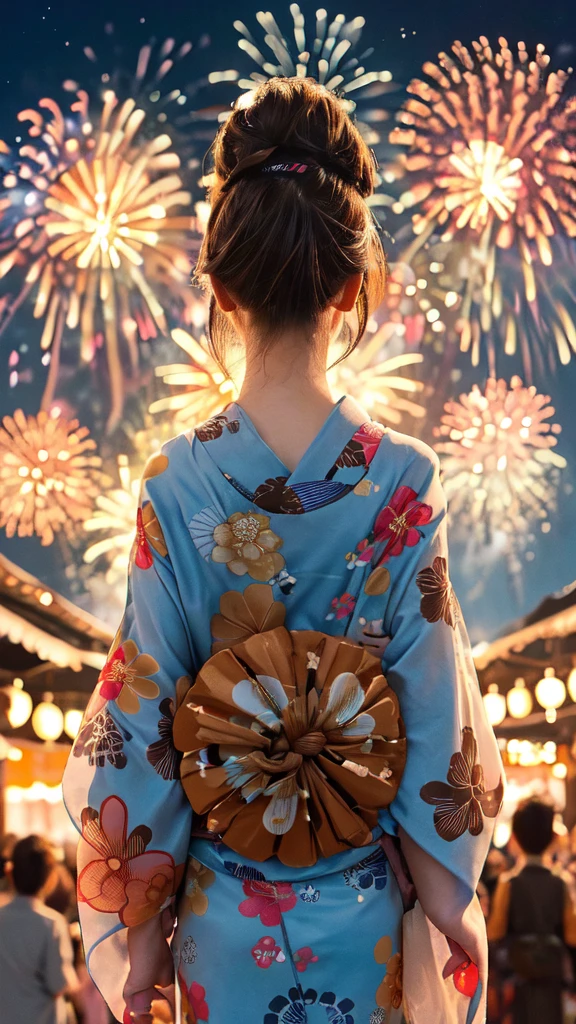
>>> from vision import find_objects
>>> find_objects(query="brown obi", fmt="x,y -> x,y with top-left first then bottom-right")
173,626 -> 406,868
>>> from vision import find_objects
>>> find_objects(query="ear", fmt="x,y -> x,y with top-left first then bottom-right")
330,272 -> 364,313
209,275 -> 237,313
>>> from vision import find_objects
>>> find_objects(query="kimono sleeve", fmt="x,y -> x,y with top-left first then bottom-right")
379,449 -> 504,899
63,458 -> 194,1022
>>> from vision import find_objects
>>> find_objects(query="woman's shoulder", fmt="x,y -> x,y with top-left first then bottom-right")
375,424 -> 440,481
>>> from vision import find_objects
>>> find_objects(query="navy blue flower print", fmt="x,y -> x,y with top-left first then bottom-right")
320,992 -> 355,1024
343,849 -> 388,900
264,989 -> 355,1024
299,884 -> 320,903
264,988 -> 317,1024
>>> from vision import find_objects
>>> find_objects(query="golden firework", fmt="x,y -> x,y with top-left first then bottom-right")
389,37 -> 576,367
0,88 -> 195,430
327,324 -> 425,425
218,5 -> 397,175
150,327 -> 240,429
83,454 -> 140,585
0,408 -> 105,546
434,376 -> 566,548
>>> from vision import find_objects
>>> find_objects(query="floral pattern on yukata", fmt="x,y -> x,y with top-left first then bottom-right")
374,936 -> 403,1012
416,555 -> 460,627
343,848 -> 388,900
74,709 -> 130,769
77,795 -> 181,927
88,638 -> 160,718
420,727 -> 504,840
265,989 -> 355,1024
195,413 -> 240,442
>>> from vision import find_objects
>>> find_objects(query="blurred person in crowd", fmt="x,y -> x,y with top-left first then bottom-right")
482,845 -> 511,898
487,799 -> 576,1024
0,831 -> 16,905
0,834 -> 79,1024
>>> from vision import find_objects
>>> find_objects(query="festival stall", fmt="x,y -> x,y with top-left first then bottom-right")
476,580 -> 576,842
0,552 -> 112,842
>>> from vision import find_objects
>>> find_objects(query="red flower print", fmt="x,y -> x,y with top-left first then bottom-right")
336,423 -> 386,470
134,507 -> 154,570
97,638 -> 159,714
329,592 -> 356,620
77,795 -> 178,926
190,982 -> 210,1021
178,973 -> 210,1022
354,423 -> 386,466
238,879 -> 297,926
374,485 -> 432,561
293,946 -> 319,973
251,935 -> 286,969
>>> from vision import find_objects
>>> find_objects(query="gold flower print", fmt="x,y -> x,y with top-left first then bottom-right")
97,637 -> 160,715
141,502 -> 167,558
374,935 -> 403,1011
211,511 -> 285,581
185,857 -> 216,916
211,583 -> 286,653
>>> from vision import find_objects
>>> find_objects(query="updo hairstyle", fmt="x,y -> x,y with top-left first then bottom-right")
195,76 -> 387,368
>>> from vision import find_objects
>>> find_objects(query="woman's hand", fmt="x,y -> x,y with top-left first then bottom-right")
123,909 -> 175,1024
398,827 -> 487,993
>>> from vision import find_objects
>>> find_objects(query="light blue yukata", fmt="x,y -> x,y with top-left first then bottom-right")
63,395 -> 503,1024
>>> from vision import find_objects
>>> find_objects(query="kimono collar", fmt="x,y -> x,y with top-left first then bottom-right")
192,395 -> 385,515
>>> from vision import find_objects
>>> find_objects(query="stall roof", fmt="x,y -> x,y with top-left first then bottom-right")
0,551 -> 112,676
474,580 -> 576,672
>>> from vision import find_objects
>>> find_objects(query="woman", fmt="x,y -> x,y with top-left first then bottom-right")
64,77 -> 502,1024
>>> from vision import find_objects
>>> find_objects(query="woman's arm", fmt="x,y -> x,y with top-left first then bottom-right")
368,445 -> 503,1020
63,451 -> 194,1022
400,827 -> 488,979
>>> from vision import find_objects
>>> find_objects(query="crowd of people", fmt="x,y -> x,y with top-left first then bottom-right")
2,798 -> 576,1023
0,832 -> 109,1024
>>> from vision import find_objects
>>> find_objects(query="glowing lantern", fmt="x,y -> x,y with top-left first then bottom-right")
535,667 -> 566,724
4,678 -> 33,729
552,762 -> 568,780
483,683 -> 507,726
31,693 -> 63,742
506,677 -> 533,719
64,709 -> 83,740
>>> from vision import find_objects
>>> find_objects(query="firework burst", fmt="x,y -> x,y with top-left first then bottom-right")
327,324 -> 425,425
0,81 -> 196,431
149,327 -> 240,429
434,376 -> 566,552
389,37 -> 576,370
0,408 -> 105,546
216,4 -> 398,187
83,454 -> 139,584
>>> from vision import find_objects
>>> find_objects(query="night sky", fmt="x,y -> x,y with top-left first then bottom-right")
1,0 -> 576,644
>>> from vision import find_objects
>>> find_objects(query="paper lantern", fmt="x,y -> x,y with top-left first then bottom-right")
4,678 -> 33,729
568,667 -> 576,703
506,677 -> 533,719
64,709 -> 83,740
32,694 -> 63,742
483,683 -> 507,726
535,667 -> 566,724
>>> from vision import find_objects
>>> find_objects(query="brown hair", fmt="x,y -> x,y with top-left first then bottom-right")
195,77 -> 387,369
12,834 -> 56,896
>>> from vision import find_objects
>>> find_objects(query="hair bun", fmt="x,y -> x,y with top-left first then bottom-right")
215,77 -> 376,198
197,75 -> 387,369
